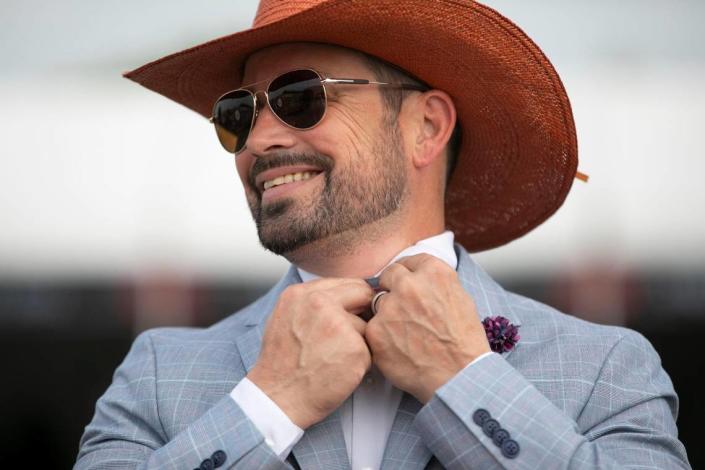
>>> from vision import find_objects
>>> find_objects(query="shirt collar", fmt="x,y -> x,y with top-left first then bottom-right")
297,230 -> 457,283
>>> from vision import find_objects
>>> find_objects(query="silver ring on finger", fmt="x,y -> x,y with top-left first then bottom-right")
371,290 -> 389,315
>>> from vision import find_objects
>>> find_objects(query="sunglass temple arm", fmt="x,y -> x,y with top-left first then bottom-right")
322,78 -> 426,91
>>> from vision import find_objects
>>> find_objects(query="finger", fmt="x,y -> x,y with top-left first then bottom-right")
345,312 -> 368,336
378,262 -> 410,291
393,253 -> 438,272
305,276 -> 366,290
372,290 -> 392,316
317,278 -> 375,313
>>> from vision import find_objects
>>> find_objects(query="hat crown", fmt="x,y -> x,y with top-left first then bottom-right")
254,0 -> 326,27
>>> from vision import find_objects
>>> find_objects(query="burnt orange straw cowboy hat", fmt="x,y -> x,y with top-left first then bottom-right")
125,0 -> 586,252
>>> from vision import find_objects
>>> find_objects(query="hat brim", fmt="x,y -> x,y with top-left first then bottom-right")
125,0 -> 578,252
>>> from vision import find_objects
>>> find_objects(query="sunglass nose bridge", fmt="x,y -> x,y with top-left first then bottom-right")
243,90 -> 269,132
253,90 -> 268,110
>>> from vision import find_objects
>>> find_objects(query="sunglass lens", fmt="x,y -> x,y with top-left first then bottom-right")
212,89 -> 255,153
268,69 -> 326,129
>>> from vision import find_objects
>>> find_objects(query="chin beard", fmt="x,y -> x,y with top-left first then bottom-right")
247,128 -> 407,256
254,197 -> 326,254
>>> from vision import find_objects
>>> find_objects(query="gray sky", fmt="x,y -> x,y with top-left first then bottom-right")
2,0 -> 703,77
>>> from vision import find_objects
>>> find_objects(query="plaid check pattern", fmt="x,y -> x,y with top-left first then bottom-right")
75,245 -> 690,469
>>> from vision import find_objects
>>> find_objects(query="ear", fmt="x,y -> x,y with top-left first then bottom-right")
407,90 -> 457,170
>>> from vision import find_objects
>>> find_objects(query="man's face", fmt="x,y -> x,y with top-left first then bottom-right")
235,43 -> 409,257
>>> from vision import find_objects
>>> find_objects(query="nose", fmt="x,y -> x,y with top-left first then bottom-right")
244,91 -> 297,156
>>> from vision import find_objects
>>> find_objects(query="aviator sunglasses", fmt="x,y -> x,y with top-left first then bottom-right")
211,68 -> 427,154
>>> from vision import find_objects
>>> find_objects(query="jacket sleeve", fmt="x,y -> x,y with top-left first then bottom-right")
413,330 -> 691,469
74,330 -> 291,470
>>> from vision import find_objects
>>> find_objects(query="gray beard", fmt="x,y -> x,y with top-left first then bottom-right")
245,128 -> 407,256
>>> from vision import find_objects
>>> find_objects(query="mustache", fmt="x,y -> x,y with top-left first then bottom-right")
248,152 -> 334,189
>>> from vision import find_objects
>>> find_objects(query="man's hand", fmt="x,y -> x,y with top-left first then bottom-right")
366,254 -> 491,403
247,278 -> 374,429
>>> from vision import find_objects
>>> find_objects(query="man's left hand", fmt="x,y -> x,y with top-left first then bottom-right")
366,254 -> 491,403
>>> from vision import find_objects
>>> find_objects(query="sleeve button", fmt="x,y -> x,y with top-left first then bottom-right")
211,450 -> 227,467
492,428 -> 510,446
501,439 -> 520,459
472,408 -> 491,426
199,457 -> 215,470
482,418 -> 500,438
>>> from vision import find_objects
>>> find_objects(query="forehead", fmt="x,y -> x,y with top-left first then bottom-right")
242,42 -> 372,84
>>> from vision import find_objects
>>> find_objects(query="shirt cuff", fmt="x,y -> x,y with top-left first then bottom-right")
230,378 -> 304,458
467,351 -> 495,368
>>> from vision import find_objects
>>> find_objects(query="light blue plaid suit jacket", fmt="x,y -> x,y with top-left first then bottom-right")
76,246 -> 690,469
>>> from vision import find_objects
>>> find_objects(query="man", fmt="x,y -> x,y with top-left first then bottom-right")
76,1 -> 690,469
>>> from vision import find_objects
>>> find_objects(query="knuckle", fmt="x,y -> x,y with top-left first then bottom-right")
382,262 -> 400,277
280,284 -> 303,302
354,348 -> 371,374
416,253 -> 433,263
328,315 -> 347,332
355,338 -> 370,357
365,322 -> 375,341
365,320 -> 380,345
306,291 -> 330,310
352,366 -> 366,384
396,274 -> 416,295
360,357 -> 372,376
425,260 -> 455,281
426,257 -> 446,272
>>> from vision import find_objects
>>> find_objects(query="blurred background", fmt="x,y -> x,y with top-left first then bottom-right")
1,0 -> 703,467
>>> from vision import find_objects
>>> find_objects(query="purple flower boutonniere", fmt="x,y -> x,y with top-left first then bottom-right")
482,316 -> 520,353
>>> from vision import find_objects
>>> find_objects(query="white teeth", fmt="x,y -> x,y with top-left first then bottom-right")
263,171 -> 316,190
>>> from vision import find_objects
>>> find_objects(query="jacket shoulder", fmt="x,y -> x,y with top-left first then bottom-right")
138,287 -> 274,349
502,290 -> 674,421
505,289 -> 647,347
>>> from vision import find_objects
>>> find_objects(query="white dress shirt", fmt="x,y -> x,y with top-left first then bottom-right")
231,231 -> 492,469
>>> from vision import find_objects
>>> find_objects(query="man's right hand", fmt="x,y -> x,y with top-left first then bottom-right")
247,278 -> 374,429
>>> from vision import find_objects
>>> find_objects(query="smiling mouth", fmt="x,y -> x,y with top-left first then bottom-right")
262,171 -> 321,192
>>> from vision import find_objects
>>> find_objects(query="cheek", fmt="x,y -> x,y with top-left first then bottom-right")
301,113 -> 372,162
293,126 -> 340,163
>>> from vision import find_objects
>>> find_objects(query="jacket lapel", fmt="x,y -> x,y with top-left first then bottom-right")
454,244 -> 522,361
233,266 -> 351,470
380,392 -> 431,470
379,245 -> 521,469
290,410 -> 350,470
